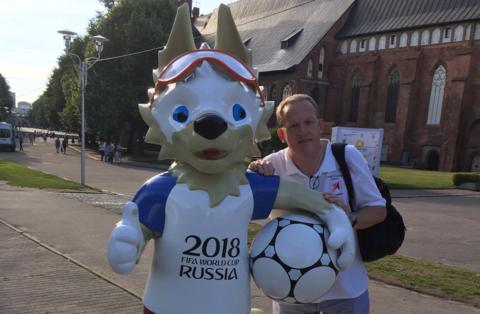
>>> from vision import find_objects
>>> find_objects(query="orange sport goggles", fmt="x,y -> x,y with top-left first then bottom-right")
151,49 -> 264,106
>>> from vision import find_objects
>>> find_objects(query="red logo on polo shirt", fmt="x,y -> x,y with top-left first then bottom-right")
330,181 -> 340,192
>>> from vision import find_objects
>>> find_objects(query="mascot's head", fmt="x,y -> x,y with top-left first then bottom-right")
138,4 -> 274,206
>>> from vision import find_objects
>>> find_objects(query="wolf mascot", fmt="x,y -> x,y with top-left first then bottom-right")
107,4 -> 355,314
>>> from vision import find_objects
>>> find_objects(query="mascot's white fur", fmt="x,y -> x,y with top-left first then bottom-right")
107,4 -> 355,314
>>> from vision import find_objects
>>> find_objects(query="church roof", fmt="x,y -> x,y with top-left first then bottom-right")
337,0 -> 480,38
198,0 -> 354,73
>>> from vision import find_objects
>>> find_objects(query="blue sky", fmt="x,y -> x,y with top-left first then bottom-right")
0,0 -> 227,104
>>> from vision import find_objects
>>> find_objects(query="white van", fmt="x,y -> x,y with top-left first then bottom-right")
0,122 -> 16,151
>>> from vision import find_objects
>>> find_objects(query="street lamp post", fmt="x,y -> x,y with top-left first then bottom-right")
58,29 -> 108,186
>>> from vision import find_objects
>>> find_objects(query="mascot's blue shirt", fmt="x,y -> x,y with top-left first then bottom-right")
132,171 -> 280,236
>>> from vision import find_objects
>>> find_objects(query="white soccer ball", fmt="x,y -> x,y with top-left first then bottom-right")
250,213 -> 339,304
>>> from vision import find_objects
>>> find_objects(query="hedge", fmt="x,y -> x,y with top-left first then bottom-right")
452,173 -> 480,186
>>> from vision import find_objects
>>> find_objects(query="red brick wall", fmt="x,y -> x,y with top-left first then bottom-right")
329,37 -> 480,171
257,14 -> 480,171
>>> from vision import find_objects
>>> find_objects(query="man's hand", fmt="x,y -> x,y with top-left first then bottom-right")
107,202 -> 145,274
323,192 -> 350,214
248,159 -> 275,176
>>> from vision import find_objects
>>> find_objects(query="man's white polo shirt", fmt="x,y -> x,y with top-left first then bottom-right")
264,140 -> 386,302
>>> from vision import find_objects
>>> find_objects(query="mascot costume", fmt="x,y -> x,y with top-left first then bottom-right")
107,4 -> 355,314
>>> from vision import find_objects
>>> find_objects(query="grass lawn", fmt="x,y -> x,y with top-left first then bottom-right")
0,160 -> 85,191
126,150 -> 172,165
125,155 -> 458,190
366,255 -> 480,307
379,165 -> 456,189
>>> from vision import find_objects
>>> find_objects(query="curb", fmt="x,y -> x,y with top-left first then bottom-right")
68,145 -> 101,161
68,145 -> 169,171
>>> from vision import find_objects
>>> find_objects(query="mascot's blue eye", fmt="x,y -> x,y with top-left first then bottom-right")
173,106 -> 189,123
232,104 -> 246,121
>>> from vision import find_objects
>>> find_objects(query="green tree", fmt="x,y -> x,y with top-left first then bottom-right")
59,71 -> 81,133
84,0 -> 176,148
30,52 -> 75,130
57,39 -> 87,134
41,0 -> 176,149
99,0 -> 120,9
29,95 -> 50,128
0,73 -> 14,121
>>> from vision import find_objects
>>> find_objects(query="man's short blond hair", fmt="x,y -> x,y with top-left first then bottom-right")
276,94 -> 320,127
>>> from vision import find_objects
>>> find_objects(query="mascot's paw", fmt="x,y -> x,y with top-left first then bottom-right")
318,205 -> 355,270
250,309 -> 265,314
107,202 -> 145,274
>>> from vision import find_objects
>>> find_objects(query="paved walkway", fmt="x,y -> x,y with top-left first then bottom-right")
0,222 -> 143,314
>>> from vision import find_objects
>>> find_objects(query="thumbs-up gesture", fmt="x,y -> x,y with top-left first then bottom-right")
107,201 -> 145,274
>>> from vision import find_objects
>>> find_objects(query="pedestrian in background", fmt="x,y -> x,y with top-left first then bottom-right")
62,137 -> 68,154
104,142 -> 113,163
113,143 -> 121,163
99,142 -> 105,161
55,137 -> 61,153
18,134 -> 24,151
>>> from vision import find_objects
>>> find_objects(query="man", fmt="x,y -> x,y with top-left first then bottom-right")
99,142 -> 105,162
249,94 -> 386,314
62,136 -> 68,154
55,137 -> 61,153
18,133 -> 24,151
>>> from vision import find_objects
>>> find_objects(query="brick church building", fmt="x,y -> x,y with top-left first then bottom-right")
194,0 -> 480,172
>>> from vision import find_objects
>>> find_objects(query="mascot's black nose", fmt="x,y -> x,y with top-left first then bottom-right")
194,114 -> 227,140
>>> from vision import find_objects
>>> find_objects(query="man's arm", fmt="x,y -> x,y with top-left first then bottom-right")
352,206 -> 386,229
323,192 -> 386,229
273,179 -> 356,270
344,145 -> 387,229
274,180 -> 333,213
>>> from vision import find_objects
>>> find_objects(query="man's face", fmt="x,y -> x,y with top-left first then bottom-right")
277,100 -> 324,156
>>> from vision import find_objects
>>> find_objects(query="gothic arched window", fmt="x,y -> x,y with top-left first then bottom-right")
378,36 -> 386,49
385,70 -> 400,123
431,28 -> 441,44
350,72 -> 362,122
421,29 -> 430,45
443,27 -> 452,42
350,39 -> 358,53
399,33 -> 408,47
282,84 -> 293,100
340,41 -> 348,54
454,25 -> 464,42
368,37 -> 376,51
411,31 -> 419,46
465,24 -> 472,40
475,23 -> 480,40
318,47 -> 325,79
307,58 -> 313,77
427,65 -> 447,125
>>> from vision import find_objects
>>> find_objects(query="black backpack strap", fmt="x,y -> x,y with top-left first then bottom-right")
331,143 -> 356,212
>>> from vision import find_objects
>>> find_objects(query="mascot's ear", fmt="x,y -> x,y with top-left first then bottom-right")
154,3 -> 196,82
214,4 -> 252,67
255,100 -> 275,143
138,103 -> 166,145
